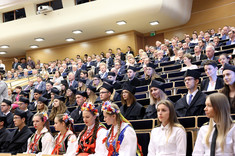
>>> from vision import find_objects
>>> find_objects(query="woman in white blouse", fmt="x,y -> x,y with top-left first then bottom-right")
26,112 -> 54,156
181,53 -> 198,71
52,70 -> 63,90
148,100 -> 186,156
193,93 -> 235,156
102,102 -> 142,156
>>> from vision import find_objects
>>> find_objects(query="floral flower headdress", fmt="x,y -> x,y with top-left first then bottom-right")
81,102 -> 99,116
42,112 -> 48,122
101,101 -> 120,114
62,113 -> 74,124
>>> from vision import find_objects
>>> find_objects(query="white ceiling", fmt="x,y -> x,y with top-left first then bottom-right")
0,0 -> 193,57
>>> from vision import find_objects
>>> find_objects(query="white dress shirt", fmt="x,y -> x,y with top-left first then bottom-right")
193,123 -> 235,156
186,89 -> 198,104
148,124 -> 187,156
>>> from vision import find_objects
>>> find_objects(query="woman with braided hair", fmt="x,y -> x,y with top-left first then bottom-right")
25,112 -> 54,155
52,113 -> 78,156
102,102 -> 143,156
76,102 -> 107,156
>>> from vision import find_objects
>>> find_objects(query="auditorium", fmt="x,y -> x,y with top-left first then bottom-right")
0,0 -> 235,155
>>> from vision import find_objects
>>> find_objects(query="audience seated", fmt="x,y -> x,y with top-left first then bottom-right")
1,24 -> 235,155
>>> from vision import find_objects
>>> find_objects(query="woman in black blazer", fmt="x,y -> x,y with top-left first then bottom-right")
201,60 -> 224,91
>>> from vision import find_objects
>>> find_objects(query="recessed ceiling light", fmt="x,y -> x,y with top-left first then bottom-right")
105,30 -> 115,34
0,51 -> 7,54
35,38 -> 45,42
72,30 -> 83,34
116,21 -> 127,25
30,45 -> 39,49
0,45 -> 9,48
66,38 -> 75,42
150,21 -> 159,26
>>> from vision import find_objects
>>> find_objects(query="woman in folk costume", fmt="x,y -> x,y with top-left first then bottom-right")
76,102 -> 108,156
52,113 -> 78,156
26,112 -> 54,155
102,101 -> 143,156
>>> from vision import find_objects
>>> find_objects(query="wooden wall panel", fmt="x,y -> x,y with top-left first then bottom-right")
1,55 -> 25,71
26,31 -> 137,63
159,0 -> 235,40
144,33 -> 165,47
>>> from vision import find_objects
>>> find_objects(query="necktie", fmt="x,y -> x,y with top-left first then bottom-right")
188,94 -> 193,105
210,125 -> 218,156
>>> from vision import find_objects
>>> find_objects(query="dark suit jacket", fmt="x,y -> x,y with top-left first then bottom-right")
68,80 -> 78,89
192,54 -> 207,62
200,77 -> 224,91
175,90 -> 206,117
70,106 -> 83,124
34,81 -> 46,93
143,104 -> 157,119
28,101 -> 37,112
0,128 -> 11,152
106,58 -> 114,67
120,102 -> 145,120
6,112 -> 14,128
127,77 -> 141,87
48,68 -> 56,74
154,57 -> 169,64
26,110 -> 34,126
12,62 -> 21,70
7,126 -> 33,154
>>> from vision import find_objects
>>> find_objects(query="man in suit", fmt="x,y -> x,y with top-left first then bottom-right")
6,109 -> 33,154
107,72 -> 122,90
20,58 -> 27,69
221,25 -> 229,40
0,73 -> 8,104
19,97 -> 33,126
226,30 -> 235,45
0,115 -> 11,152
47,62 -> 56,74
200,60 -> 224,91
70,91 -> 87,124
0,99 -> 14,128
174,70 -> 206,117
192,45 -> 207,62
34,75 -> 46,94
12,57 -> 21,70
28,89 -> 42,111
201,45 -> 219,66
44,81 -> 53,99
154,50 -> 169,64
68,72 -> 78,89
105,51 -> 114,67
126,66 -> 141,87
175,49 -> 185,64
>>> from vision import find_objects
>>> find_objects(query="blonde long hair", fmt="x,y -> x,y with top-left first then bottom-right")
205,93 -> 233,151
156,100 -> 185,142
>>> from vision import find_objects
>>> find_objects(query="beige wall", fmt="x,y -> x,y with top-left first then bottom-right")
26,31 -> 138,63
1,55 -> 25,71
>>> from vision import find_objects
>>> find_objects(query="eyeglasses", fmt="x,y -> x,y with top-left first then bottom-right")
0,105 -> 7,107
13,117 -> 21,120
184,78 -> 195,82
99,91 -> 108,94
